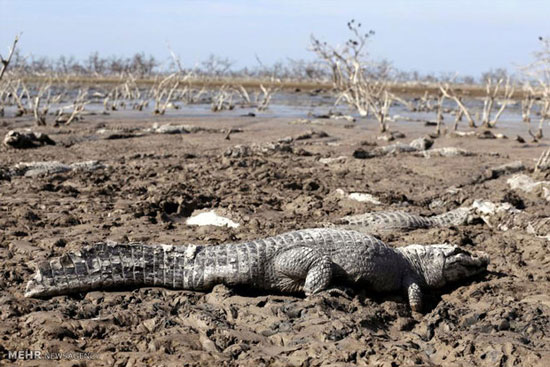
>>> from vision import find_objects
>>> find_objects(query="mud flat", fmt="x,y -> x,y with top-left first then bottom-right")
1,112 -> 549,366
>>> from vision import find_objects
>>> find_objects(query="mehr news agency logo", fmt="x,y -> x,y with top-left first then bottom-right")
5,350 -> 99,361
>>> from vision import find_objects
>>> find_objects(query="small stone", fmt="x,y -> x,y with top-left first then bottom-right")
461,312 -> 483,328
42,322 -> 76,339
53,238 -> 67,247
516,135 -> 526,143
295,148 -> 313,156
393,317 -> 416,331
498,319 -> 510,331
477,130 -> 497,139
303,180 -> 320,191
142,318 -> 157,333
352,148 -> 374,159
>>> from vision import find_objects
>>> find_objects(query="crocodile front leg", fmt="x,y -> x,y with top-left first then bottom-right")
404,277 -> 424,312
269,246 -> 333,295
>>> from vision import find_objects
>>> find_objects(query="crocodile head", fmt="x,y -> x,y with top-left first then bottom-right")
439,245 -> 489,284
402,244 -> 489,288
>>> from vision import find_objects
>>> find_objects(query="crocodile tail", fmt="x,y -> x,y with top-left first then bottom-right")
337,212 -> 433,231
24,242 -> 204,298
430,207 -> 471,227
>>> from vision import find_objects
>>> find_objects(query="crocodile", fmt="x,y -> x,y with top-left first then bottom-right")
25,228 -> 488,312
9,160 -> 105,177
335,207 -> 473,233
335,201 -> 550,239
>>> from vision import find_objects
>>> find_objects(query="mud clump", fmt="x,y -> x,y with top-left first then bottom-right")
3,130 -> 56,149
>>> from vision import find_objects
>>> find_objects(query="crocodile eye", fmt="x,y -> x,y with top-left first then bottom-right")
441,245 -> 460,257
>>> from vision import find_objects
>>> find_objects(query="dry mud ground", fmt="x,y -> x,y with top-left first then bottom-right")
0,113 -> 549,366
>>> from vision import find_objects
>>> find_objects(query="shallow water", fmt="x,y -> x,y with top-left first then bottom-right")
3,90 -> 544,138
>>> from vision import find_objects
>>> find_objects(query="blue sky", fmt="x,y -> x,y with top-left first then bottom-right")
0,0 -> 548,77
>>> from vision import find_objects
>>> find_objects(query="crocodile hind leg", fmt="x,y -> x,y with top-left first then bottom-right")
271,246 -> 333,295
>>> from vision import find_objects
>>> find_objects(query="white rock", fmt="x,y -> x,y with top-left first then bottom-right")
348,193 -> 382,205
334,188 -> 346,197
446,186 -> 462,194
471,200 -> 520,229
319,156 -> 347,164
472,200 -> 518,215
186,210 -> 240,228
507,174 -> 550,201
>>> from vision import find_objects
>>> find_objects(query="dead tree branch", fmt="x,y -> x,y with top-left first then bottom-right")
522,36 -> 550,139
521,83 -> 535,123
0,35 -> 19,81
33,82 -> 51,126
211,85 -> 234,112
435,92 -> 446,136
56,89 -> 89,125
439,83 -> 477,128
535,148 -> 550,172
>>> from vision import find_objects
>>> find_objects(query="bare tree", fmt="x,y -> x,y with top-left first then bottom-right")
200,54 -> 234,76
32,82 -> 51,126
440,78 -> 513,131
256,84 -> 277,111
86,52 -> 107,76
523,37 -> 550,139
10,80 -> 28,116
0,35 -> 20,81
453,96 -> 464,129
535,148 -> 550,172
211,85 -> 235,112
439,83 -> 477,129
56,89 -> 89,125
391,93 -> 416,112
151,73 -> 180,115
536,90 -> 550,139
435,92 -> 446,136
235,82 -> 278,111
310,20 -> 393,132
415,91 -> 435,112
167,44 -> 185,74
521,83 -> 535,123
480,77 -> 514,128
480,68 -> 508,84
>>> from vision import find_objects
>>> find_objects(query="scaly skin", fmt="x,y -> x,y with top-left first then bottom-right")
335,208 -> 472,233
25,228 -> 488,311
